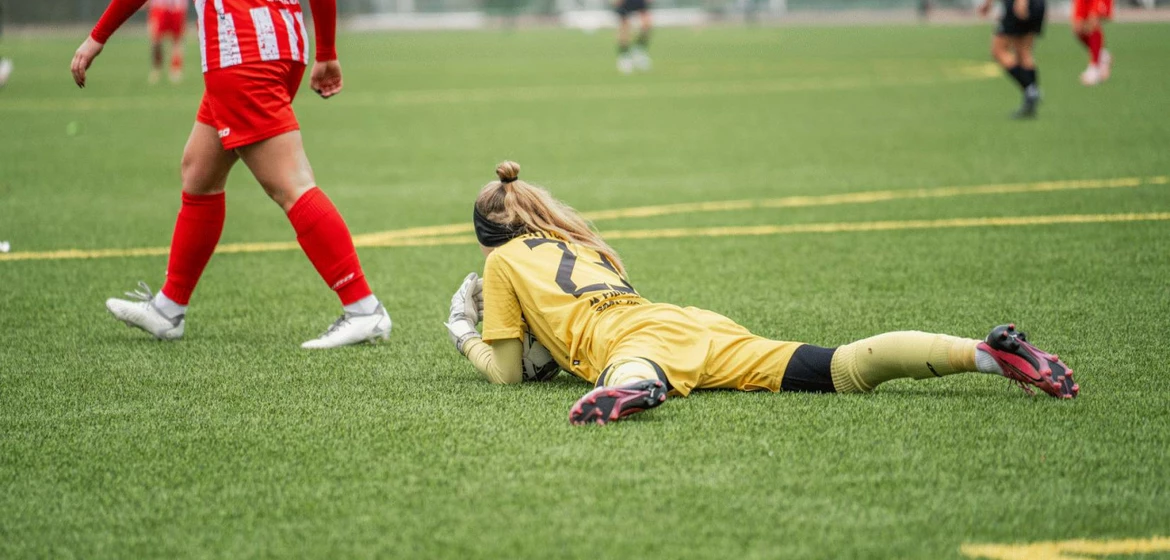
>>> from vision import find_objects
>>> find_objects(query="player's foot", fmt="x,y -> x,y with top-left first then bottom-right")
977,324 -> 1078,399
631,47 -> 652,71
105,282 -> 185,340
569,379 -> 668,426
301,305 -> 392,349
1011,98 -> 1038,119
617,54 -> 635,75
168,69 -> 183,84
0,58 -> 13,89
1011,87 -> 1040,120
1098,49 -> 1112,81
1080,64 -> 1101,86
148,69 -> 161,85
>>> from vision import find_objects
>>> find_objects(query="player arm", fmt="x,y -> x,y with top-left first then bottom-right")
307,0 -> 339,61
462,338 -> 524,385
445,264 -> 525,384
91,0 -> 151,44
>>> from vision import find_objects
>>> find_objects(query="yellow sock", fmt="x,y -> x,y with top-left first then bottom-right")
830,332 -> 980,393
600,357 -> 659,387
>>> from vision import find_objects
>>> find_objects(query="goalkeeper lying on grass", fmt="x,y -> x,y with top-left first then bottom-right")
444,161 -> 1078,426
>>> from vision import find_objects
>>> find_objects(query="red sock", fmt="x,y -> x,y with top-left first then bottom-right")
1076,31 -> 1091,48
170,51 -> 183,72
161,191 -> 226,305
1087,29 -> 1103,65
287,187 -> 372,305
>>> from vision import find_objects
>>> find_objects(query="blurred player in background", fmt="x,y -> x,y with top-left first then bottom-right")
0,1 -> 10,89
71,0 -> 392,349
444,162 -> 1078,426
980,0 -> 1045,118
614,0 -> 651,74
0,57 -> 10,89
147,0 -> 187,84
1072,0 -> 1112,85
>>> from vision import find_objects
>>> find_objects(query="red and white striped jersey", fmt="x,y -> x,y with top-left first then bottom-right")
194,0 -> 309,72
149,0 -> 187,11
91,0 -> 336,73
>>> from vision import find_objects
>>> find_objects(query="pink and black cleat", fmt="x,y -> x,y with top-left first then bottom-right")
569,379 -> 668,426
978,324 -> 1078,399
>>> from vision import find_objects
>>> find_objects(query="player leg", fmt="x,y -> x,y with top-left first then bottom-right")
168,28 -> 185,83
570,357 -> 669,426
1008,35 -> 1040,118
829,325 -> 1076,398
105,120 -> 237,340
234,131 -> 391,349
1079,15 -> 1105,85
631,9 -> 652,71
616,10 -> 634,74
991,33 -> 1026,103
148,18 -> 164,85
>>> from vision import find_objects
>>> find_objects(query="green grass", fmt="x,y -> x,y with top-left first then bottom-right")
2,22 -> 1170,559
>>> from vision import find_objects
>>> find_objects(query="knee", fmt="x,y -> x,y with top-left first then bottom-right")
989,43 -> 1003,62
598,357 -> 662,388
261,180 -> 313,213
179,151 -> 204,192
180,150 -> 229,196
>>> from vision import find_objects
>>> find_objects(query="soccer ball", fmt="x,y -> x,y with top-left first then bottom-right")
522,331 -> 561,382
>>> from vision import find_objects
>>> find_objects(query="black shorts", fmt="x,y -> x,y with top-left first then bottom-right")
615,0 -> 648,17
997,0 -> 1046,36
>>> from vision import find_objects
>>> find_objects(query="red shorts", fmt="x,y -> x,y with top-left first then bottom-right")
196,61 -> 305,151
1072,0 -> 1112,21
148,9 -> 185,41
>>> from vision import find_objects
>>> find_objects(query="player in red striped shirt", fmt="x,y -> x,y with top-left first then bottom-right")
147,0 -> 188,84
71,0 -> 392,349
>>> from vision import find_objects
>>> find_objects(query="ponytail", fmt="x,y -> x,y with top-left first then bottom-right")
475,161 -> 627,276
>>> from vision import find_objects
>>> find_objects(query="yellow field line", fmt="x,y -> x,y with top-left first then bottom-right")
961,535 -> 1170,560
580,176 -> 1158,221
0,63 -> 1001,112
2,174 -> 1164,262
351,175 -> 1165,246
601,212 -> 1170,241
5,212 -> 1168,262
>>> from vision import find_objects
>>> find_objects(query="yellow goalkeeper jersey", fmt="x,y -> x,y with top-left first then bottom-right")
481,232 -> 647,383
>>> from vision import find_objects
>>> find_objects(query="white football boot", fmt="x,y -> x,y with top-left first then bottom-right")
617,54 -> 635,75
301,305 -> 392,349
1080,64 -> 1101,86
631,47 -> 652,72
105,282 -> 185,340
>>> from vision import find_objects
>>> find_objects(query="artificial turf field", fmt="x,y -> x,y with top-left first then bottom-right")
2,21 -> 1170,559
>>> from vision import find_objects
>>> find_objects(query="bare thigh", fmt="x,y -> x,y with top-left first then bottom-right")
1014,35 -> 1036,68
181,122 -> 238,195
991,34 -> 1016,68
235,130 -> 316,213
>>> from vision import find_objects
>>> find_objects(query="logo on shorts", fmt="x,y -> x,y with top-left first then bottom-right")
218,128 -> 231,138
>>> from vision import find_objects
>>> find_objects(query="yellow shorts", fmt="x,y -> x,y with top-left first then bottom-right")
590,303 -> 803,396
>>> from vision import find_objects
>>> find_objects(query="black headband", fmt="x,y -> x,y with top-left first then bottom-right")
474,206 -> 526,247
500,176 -> 518,184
